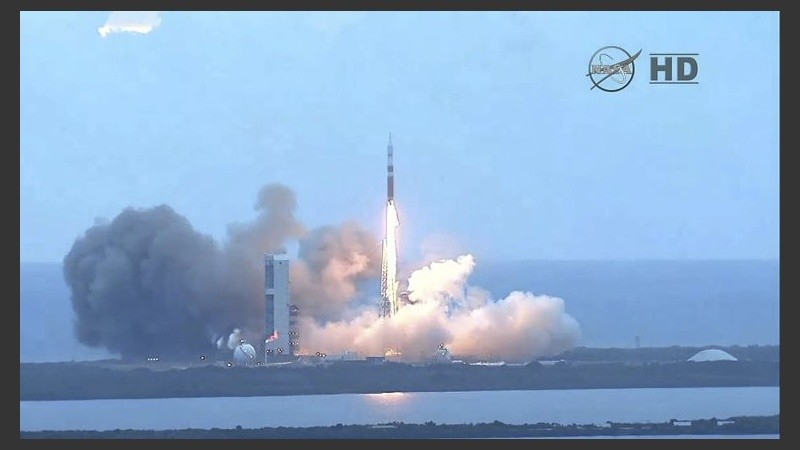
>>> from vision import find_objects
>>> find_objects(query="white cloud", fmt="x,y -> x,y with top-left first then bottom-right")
98,11 -> 162,38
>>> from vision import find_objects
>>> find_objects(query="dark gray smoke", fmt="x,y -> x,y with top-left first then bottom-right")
227,184 -> 306,254
63,205 -> 223,357
63,184 -> 315,358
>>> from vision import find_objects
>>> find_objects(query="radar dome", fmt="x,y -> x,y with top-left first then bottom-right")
688,349 -> 737,362
233,343 -> 256,365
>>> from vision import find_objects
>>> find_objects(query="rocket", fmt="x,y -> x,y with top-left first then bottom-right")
380,133 -> 399,318
387,133 -> 394,202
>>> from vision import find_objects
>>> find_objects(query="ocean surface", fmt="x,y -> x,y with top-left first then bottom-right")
19,386 -> 779,432
19,260 -> 779,362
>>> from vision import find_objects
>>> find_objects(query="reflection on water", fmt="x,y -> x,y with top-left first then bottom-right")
364,392 -> 409,406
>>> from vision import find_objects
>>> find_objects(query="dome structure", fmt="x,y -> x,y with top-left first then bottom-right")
233,343 -> 257,365
688,349 -> 737,362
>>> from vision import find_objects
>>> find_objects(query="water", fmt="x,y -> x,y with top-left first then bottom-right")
20,387 -> 779,432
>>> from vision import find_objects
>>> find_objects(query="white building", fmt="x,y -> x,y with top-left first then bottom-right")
233,343 -> 257,366
687,349 -> 738,362
264,254 -> 296,361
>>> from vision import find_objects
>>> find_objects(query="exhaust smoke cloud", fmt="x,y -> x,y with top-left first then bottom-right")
299,254 -> 581,361
63,184 -> 579,361
290,222 -> 381,322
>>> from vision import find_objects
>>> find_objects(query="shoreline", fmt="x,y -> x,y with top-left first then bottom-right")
20,415 -> 780,439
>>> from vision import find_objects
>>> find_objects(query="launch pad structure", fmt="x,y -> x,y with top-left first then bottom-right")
263,254 -> 298,362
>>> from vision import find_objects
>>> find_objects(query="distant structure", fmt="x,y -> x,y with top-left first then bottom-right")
330,350 -> 360,361
264,254 -> 298,361
635,336 -> 641,348
688,349 -> 737,362
233,343 -> 256,366
434,344 -> 452,363
289,304 -> 299,353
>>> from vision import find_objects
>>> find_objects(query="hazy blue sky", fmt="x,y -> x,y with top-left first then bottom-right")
20,11 -> 779,263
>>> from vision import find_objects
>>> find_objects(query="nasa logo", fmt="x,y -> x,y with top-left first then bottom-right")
587,46 -> 642,92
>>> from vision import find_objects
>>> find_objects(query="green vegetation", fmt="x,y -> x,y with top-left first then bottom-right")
20,415 -> 779,439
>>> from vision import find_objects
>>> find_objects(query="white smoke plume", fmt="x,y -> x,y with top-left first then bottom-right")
299,254 -> 581,362
216,328 -> 243,350
406,254 -> 475,306
98,11 -> 162,38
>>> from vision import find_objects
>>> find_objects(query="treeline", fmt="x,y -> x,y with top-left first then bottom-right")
555,345 -> 779,363
21,415 -> 779,439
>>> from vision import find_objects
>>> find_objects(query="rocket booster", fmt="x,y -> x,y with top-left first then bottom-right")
387,133 -> 394,202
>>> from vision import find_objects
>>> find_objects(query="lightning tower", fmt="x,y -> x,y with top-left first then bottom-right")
380,133 -> 399,317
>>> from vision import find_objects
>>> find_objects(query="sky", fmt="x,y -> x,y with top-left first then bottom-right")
20,11 -> 779,263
